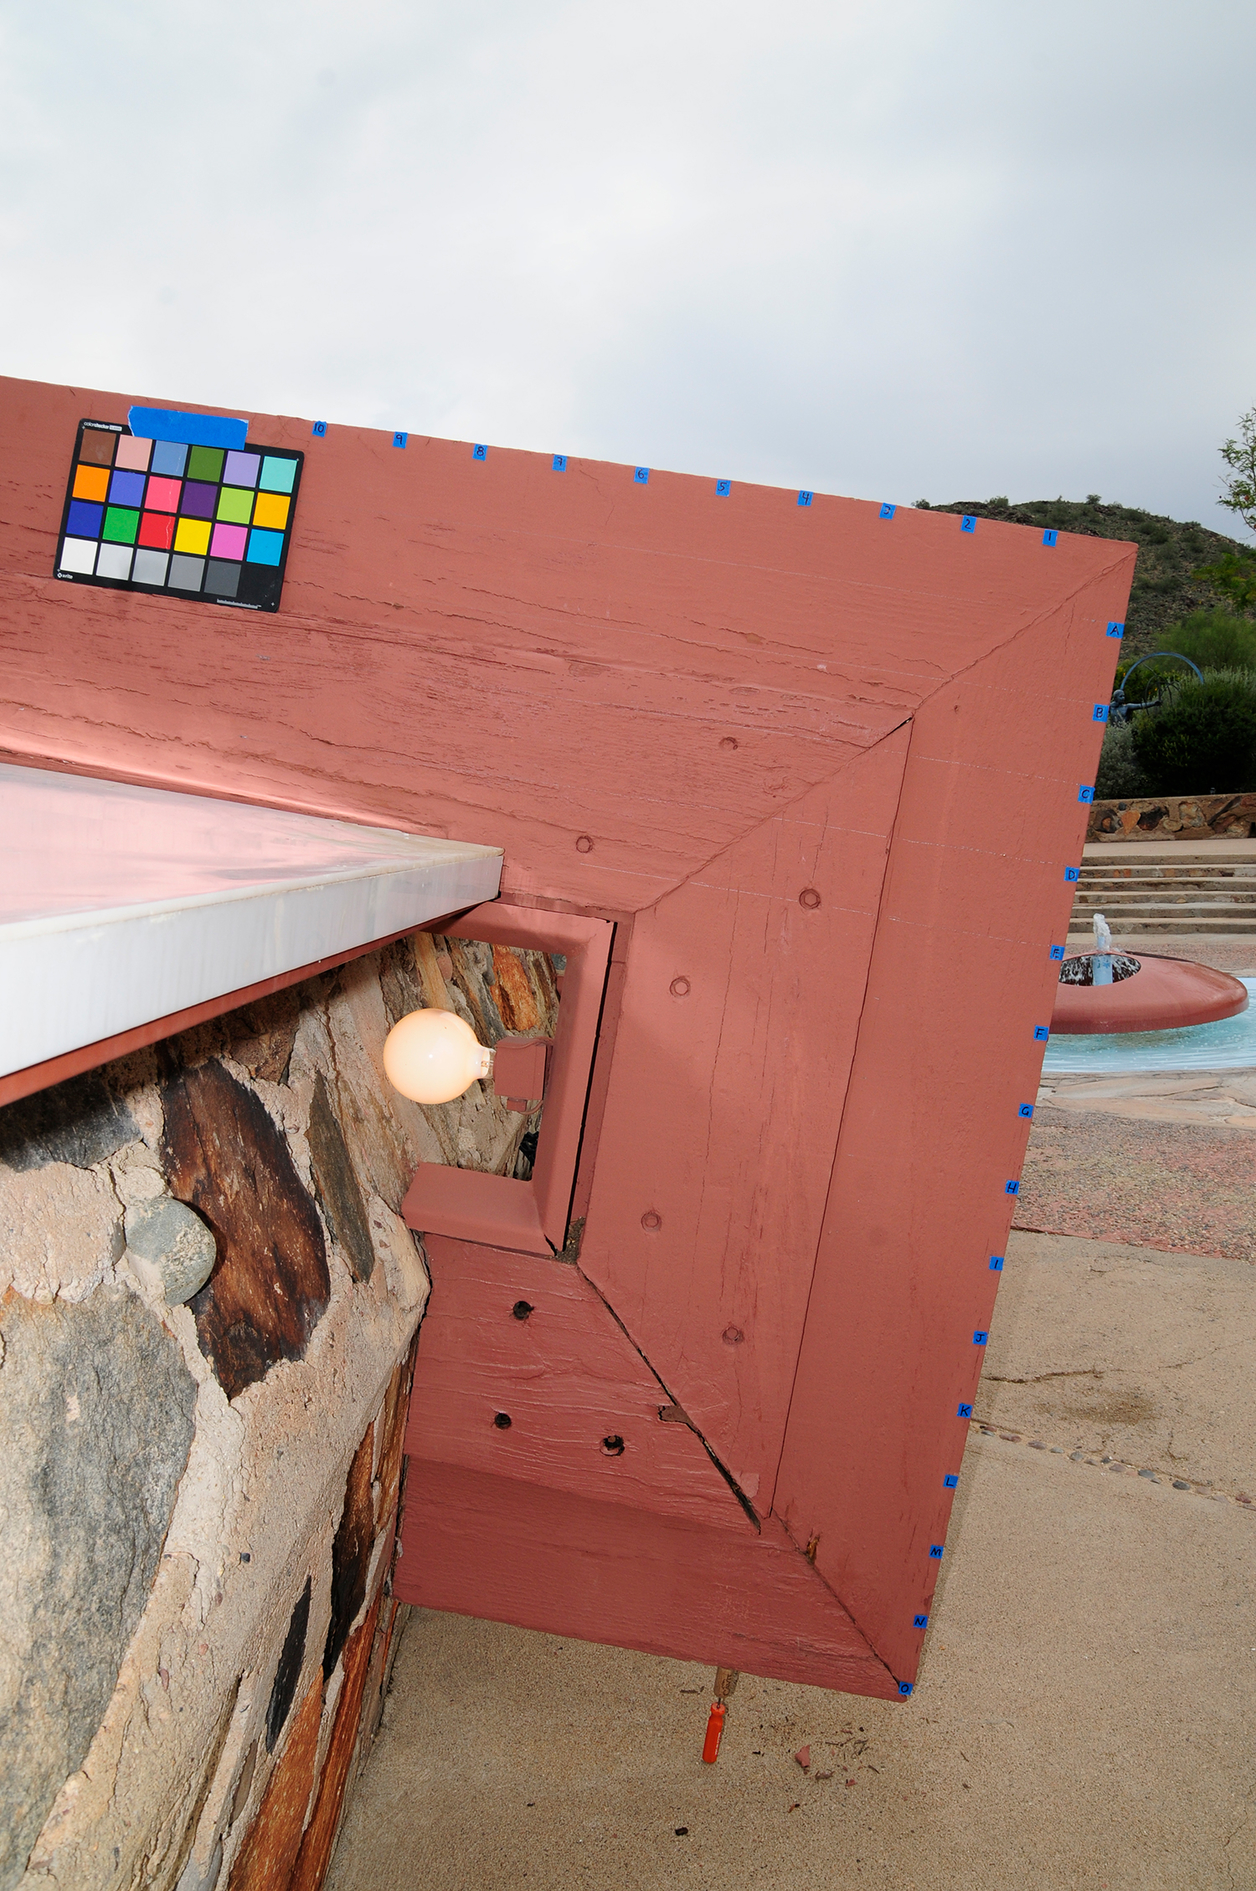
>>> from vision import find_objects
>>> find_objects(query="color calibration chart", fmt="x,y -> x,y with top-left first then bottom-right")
55,414 -> 303,611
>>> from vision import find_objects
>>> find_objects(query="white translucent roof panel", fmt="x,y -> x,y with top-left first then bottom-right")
1,763 -> 502,1078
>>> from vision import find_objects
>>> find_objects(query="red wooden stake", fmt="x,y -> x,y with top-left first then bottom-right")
701,1700 -> 727,1764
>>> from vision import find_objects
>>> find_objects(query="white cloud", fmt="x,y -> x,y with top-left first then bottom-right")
2,0 -> 1253,532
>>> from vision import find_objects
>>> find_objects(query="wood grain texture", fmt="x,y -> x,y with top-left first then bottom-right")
773,572 -> 1131,1685
1,374 -> 1137,1698
394,1459 -> 900,1698
578,731 -> 910,1507
403,1238 -> 752,1531
0,376 -> 1132,917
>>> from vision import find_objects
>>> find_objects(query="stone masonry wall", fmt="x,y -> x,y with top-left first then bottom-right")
0,928 -> 558,1891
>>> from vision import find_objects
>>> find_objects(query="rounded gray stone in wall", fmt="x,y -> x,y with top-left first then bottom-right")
125,1198 -> 217,1304
0,1288 -> 197,1890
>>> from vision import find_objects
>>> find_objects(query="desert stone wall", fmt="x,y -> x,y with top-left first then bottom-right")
0,929 -> 558,1891
1087,791 -> 1256,841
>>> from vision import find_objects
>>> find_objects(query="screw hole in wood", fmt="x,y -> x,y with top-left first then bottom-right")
601,1434 -> 626,1456
575,834 -> 594,853
669,977 -> 691,997
512,1300 -> 534,1321
493,1411 -> 513,1429
722,1325 -> 745,1345
799,887 -> 822,910
641,1210 -> 662,1231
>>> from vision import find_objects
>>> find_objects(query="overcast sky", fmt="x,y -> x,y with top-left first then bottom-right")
2,1 -> 1253,534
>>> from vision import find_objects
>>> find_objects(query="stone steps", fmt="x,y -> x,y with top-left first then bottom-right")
1069,851 -> 1256,937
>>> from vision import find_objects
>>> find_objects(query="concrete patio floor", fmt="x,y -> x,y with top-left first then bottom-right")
325,903 -> 1255,1891
326,1219 -> 1255,1891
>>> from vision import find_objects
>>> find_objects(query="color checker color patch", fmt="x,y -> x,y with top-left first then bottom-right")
54,420 -> 303,611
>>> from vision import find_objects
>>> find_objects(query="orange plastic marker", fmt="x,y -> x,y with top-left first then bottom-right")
701,1700 -> 727,1763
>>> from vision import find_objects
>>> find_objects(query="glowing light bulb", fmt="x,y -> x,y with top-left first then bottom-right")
383,1009 -> 493,1105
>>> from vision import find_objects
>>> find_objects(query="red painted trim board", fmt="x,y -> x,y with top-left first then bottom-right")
0,375 -> 1135,1696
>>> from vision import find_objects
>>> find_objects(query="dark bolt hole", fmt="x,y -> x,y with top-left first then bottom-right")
512,1300 -> 534,1321
601,1434 -> 626,1456
493,1412 -> 513,1429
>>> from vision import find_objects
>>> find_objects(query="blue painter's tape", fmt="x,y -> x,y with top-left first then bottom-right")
1079,785 -> 1095,803
1065,867 -> 1080,882
898,1681 -> 914,1696
552,454 -> 567,471
1093,703 -> 1109,722
973,1330 -> 989,1345
1050,944 -> 1065,960
879,502 -> 896,520
1034,1025 -> 1050,1041
989,1256 -> 1004,1272
472,444 -> 487,460
1005,1179 -> 1020,1195
913,1613 -> 929,1629
128,406 -> 248,450
716,478 -> 731,496
958,1402 -> 974,1417
634,466 -> 650,484
944,1474 -> 959,1489
798,490 -> 813,507
1043,528 -> 1058,546
1107,621 -> 1125,638
929,1545 -> 944,1559
311,421 -> 327,437
393,431 -> 408,449
1018,1103 -> 1034,1119
961,515 -> 976,533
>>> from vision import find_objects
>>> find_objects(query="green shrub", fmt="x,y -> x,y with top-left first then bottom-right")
1094,719 -> 1151,799
1158,609 -> 1256,673
1131,670 -> 1256,794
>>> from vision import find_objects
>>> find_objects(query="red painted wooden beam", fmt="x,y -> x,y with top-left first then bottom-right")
0,375 -> 1135,1695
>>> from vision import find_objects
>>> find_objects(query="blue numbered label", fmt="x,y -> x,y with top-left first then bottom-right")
1093,704 -> 1109,722
1042,528 -> 1057,546
988,1256 -> 1004,1272
929,1544 -> 944,1559
1050,944 -> 1065,960
1004,1180 -> 1020,1195
913,1613 -> 929,1629
944,1474 -> 959,1489
1034,1025 -> 1050,1041
473,443 -> 487,460
798,490 -> 813,507
715,478 -> 731,496
552,454 -> 567,471
973,1330 -> 989,1345
898,1681 -> 914,1696
634,466 -> 650,484
961,515 -> 976,532
1064,867 -> 1080,882
393,431 -> 408,449
879,502 -> 896,520
1106,621 -> 1125,638
957,1402 -> 974,1416
311,421 -> 327,437
1018,1103 -> 1033,1119
1078,785 -> 1095,803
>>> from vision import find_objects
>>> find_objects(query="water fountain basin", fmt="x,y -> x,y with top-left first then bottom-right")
1051,954 -> 1249,1035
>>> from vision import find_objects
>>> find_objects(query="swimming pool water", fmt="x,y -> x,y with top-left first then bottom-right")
1041,978 -> 1256,1073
